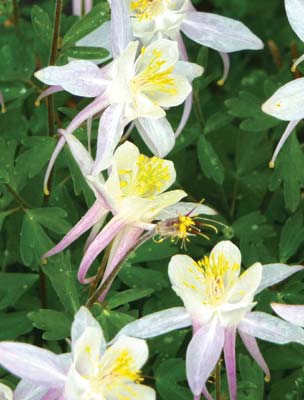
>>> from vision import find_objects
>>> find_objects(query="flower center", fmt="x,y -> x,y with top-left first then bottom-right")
130,0 -> 166,20
91,349 -> 143,395
131,48 -> 177,96
119,154 -> 171,198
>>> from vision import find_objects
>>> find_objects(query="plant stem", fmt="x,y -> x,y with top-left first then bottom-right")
12,0 -> 19,28
5,184 -> 29,210
193,91 -> 205,133
47,0 -> 63,136
215,360 -> 221,400
39,269 -> 48,308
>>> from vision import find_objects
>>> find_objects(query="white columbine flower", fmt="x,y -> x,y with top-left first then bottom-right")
262,0 -> 304,167
115,241 -> 304,400
0,307 -> 155,400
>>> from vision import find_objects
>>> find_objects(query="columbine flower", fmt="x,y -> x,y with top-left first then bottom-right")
0,307 -> 155,400
262,0 -> 304,167
35,25 -> 203,189
115,241 -> 304,400
123,0 -> 263,83
72,0 -> 93,16
272,303 -> 304,327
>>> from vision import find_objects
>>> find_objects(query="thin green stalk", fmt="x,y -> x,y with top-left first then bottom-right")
215,360 -> 221,400
193,91 -> 205,132
47,0 -> 63,136
5,184 -> 29,210
12,0 -> 19,28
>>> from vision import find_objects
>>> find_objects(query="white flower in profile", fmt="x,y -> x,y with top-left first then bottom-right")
115,241 -> 304,400
0,307 -> 155,400
262,0 -> 304,167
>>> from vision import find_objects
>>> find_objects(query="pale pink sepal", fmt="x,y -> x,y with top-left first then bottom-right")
238,330 -> 270,381
110,0 -> 133,57
271,303 -> 304,327
72,0 -> 82,16
36,85 -> 63,106
77,217 -> 126,283
43,200 -> 108,259
186,319 -> 224,396
269,120 -> 300,168
84,0 -> 93,14
224,327 -> 237,400
201,387 -> 213,400
43,135 -> 66,196
98,226 -> 143,301
0,342 -> 66,385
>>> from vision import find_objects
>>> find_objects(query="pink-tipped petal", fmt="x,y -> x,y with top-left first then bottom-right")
36,86 -> 63,106
0,342 -> 66,385
224,327 -> 237,400
77,217 -> 126,284
181,12 -> 263,52
186,320 -> 224,396
135,117 -> 175,158
72,0 -> 82,16
43,201 -> 108,259
217,52 -> 230,86
110,0 -> 133,57
43,135 -> 66,196
0,91 -> 6,113
271,303 -> 304,327
238,330 -> 270,381
92,103 -> 125,174
201,386 -> 213,400
256,263 -> 304,294
84,215 -> 108,252
269,120 -> 300,168
84,0 -> 93,14
238,311 -> 304,345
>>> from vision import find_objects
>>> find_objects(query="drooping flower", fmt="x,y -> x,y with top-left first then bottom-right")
262,0 -> 304,167
35,21 -> 203,190
115,241 -> 304,399
0,307 -> 155,400
272,303 -> 304,327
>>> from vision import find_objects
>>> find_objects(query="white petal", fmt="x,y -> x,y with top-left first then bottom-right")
186,320 -> 225,396
135,117 -> 175,158
14,381 -> 49,400
113,140 -> 140,172
150,73 -> 192,108
156,201 -> 217,220
181,11 -> 263,52
238,311 -> 304,344
35,61 -> 109,97
136,39 -> 179,72
227,263 -> 262,304
210,240 -> 241,275
256,263 -> 304,294
114,307 -> 192,340
0,383 -> 13,400
174,60 -> 204,82
271,303 -> 304,327
285,0 -> 304,42
113,384 -> 156,400
262,78 -> 304,121
110,0 -> 133,57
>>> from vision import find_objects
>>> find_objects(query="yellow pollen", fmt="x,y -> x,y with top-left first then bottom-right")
119,154 -> 170,198
131,49 -> 177,96
175,215 -> 196,239
130,0 -> 166,20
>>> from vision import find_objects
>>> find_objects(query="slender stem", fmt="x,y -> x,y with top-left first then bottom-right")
215,360 -> 221,400
86,230 -> 155,307
39,269 -> 48,308
5,184 -> 30,210
193,91 -> 205,133
12,0 -> 19,27
88,244 -> 112,299
47,0 -> 63,136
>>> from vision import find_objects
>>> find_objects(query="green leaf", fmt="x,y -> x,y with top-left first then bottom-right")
0,312 -> 33,340
62,3 -> 110,47
238,354 -> 264,400
28,309 -> 72,340
29,207 -> 71,234
197,135 -> 225,184
107,288 -> 154,310
0,273 -> 38,310
31,5 -> 52,47
119,264 -> 169,291
269,134 -> 304,212
42,253 -> 81,314
130,240 -> 178,263
279,210 -> 304,262
156,358 -> 192,400
0,138 -> 17,184
63,46 -> 109,60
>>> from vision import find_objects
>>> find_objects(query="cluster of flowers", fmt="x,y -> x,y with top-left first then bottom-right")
0,0 -> 304,399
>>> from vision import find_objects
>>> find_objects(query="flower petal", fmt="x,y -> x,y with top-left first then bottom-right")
43,201 -> 107,259
186,320 -> 224,396
256,263 -> 304,294
156,201 -> 217,220
114,307 -> 192,340
210,240 -> 241,278
271,303 -> 304,327
238,330 -> 270,381
227,263 -> 262,305
262,78 -> 304,121
0,383 -> 13,400
112,384 -> 155,400
35,61 -> 109,97
14,381 -> 52,400
224,327 -> 237,400
92,103 -> 126,174
0,342 -> 66,385
110,0 -> 133,57
181,11 -> 263,52
285,0 -> 304,42
238,311 -> 304,344
135,117 -> 175,158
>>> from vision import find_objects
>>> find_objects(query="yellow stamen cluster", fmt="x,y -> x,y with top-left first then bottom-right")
119,154 -> 170,198
130,0 -> 166,20
91,349 -> 143,395
131,49 -> 177,96
175,215 -> 196,240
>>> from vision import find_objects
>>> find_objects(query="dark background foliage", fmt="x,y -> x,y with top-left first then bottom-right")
0,0 -> 304,398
